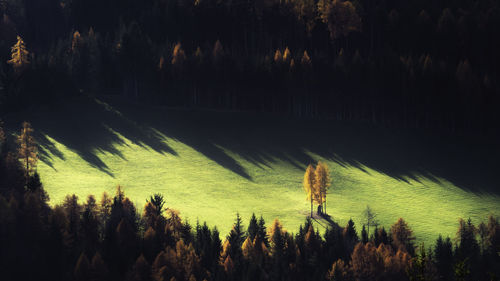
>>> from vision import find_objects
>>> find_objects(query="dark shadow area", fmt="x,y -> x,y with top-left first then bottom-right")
4,97 -> 178,177
114,99 -> 498,195
311,213 -> 342,230
4,96 -> 499,195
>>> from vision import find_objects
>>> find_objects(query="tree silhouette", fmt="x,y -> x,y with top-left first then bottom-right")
17,122 -> 37,183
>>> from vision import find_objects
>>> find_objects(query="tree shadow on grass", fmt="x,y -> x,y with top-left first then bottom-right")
7,97 -> 178,178
114,99 -> 498,195
8,96 -> 499,195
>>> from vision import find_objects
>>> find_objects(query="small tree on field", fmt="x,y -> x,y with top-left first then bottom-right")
17,121 -> 37,183
303,164 -> 316,217
363,205 -> 378,236
314,161 -> 330,214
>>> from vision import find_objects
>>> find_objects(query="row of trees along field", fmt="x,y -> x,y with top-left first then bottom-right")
1,121 -> 500,281
0,0 -> 499,130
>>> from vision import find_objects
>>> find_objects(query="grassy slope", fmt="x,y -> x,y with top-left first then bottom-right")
5,97 -> 499,245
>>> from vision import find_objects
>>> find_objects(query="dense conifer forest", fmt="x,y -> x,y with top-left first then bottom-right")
0,0 -> 499,130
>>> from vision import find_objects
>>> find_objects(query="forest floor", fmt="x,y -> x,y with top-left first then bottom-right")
4,96 -> 500,245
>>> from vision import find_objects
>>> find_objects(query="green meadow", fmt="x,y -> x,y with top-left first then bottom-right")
5,97 -> 499,245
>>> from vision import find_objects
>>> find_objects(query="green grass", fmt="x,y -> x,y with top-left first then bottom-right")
6,97 -> 500,245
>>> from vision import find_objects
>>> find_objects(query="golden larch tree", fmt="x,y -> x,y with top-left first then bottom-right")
314,161 -> 331,214
282,47 -> 292,63
8,35 -> 30,73
301,50 -> 312,67
171,42 -> 186,66
17,121 -> 38,181
303,164 -> 316,217
274,49 -> 282,63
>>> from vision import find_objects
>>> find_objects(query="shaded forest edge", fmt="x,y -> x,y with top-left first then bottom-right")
1,115 -> 500,281
1,0 -> 500,131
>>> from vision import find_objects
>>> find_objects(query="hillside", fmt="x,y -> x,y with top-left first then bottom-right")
4,96 -> 499,244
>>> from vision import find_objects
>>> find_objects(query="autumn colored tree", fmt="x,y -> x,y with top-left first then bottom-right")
390,218 -> 415,254
351,242 -> 384,281
303,164 -> 316,217
17,121 -> 37,182
171,43 -> 186,66
127,254 -> 151,281
7,36 -> 30,73
314,161 -> 331,214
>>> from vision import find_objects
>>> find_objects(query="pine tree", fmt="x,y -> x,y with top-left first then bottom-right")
361,225 -> 368,244
127,254 -> 151,281
74,252 -> 91,281
7,36 -> 30,73
247,213 -> 259,241
17,121 -> 37,183
91,252 -> 109,281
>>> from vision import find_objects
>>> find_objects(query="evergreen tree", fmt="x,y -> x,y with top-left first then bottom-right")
17,121 -> 37,182
91,252 -> 109,281
434,235 -> 453,281
74,252 -> 91,281
247,213 -> 259,241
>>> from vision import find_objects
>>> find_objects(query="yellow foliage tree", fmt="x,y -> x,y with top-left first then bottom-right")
17,121 -> 37,182
171,43 -> 186,66
314,161 -> 331,214
8,36 -> 30,73
71,31 -> 84,53
301,50 -> 312,67
303,164 -> 316,217
274,49 -> 282,63
283,47 -> 292,62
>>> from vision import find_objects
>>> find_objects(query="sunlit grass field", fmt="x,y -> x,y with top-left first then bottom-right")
6,97 -> 499,245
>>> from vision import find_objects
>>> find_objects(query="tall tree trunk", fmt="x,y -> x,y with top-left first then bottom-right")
310,196 -> 313,218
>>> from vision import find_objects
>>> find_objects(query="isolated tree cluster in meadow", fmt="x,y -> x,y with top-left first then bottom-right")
303,161 -> 331,217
